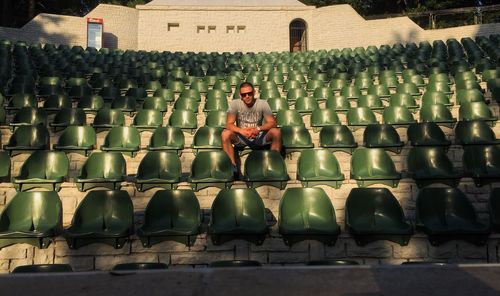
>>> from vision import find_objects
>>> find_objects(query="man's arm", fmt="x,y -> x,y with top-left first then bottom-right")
258,114 -> 277,132
226,112 -> 253,138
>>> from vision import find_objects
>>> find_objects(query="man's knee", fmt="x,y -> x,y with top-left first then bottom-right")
267,128 -> 281,141
222,129 -> 235,142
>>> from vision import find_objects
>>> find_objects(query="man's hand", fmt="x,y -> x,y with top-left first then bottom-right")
239,128 -> 254,139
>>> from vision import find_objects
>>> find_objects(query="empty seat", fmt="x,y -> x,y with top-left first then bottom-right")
49,108 -> 86,132
132,109 -> 163,131
419,104 -> 457,129
173,96 -> 199,113
367,84 -> 391,99
244,150 -> 288,189
346,188 -> 412,246
276,110 -> 304,127
137,189 -> 200,246
192,126 -> 223,154
350,148 -> 401,187
10,107 -> 47,128
99,86 -> 120,101
454,120 -> 499,145
135,151 -> 181,191
389,93 -> 419,112
13,151 -> 69,191
204,92 -> 228,112
4,125 -> 50,156
459,102 -> 497,126
346,107 -> 378,130
456,89 -> 486,105
310,108 -> 340,132
101,126 -> 141,157
340,85 -> 361,100
463,145 -> 500,187
326,96 -> 350,112
180,89 -> 201,101
281,125 -> 313,152
111,96 -> 137,115
77,95 -> 105,113
75,152 -> 126,191
297,149 -> 344,188
382,106 -> 416,128
407,147 -> 461,187
313,87 -> 334,101
125,87 -> 147,100
357,94 -> 384,112
153,88 -> 175,104
6,93 -> 37,112
53,125 -> 96,156
363,124 -> 404,153
143,97 -> 168,114
294,96 -> 319,113
279,187 -> 340,246
205,110 -> 227,128
396,82 -> 420,96
416,187 -> 489,246
0,191 -> 62,249
63,190 -> 134,249
43,94 -> 71,112
407,122 -> 451,148
12,264 -> 73,273
422,91 -> 452,107
267,97 -> 289,113
168,110 -> 197,133
189,151 -> 233,191
209,188 -> 268,245
319,125 -> 358,154
92,109 -> 125,130
147,126 -> 185,155
286,88 -> 307,102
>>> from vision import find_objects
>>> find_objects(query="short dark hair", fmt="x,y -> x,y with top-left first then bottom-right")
239,82 -> 254,91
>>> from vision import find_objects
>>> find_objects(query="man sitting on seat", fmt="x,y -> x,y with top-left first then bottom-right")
222,82 -> 282,177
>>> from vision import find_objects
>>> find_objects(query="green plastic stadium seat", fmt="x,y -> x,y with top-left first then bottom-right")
99,86 -> 120,102
213,80 -> 232,94
354,76 -> 373,90
75,152 -> 126,191
0,191 -> 62,249
209,260 -> 262,268
111,96 -> 137,115
244,150 -> 288,189
209,188 -> 268,245
350,148 -> 401,187
326,96 -> 350,112
132,109 -> 163,131
147,126 -> 185,155
180,89 -> 201,102
92,109 -> 125,130
77,95 -> 105,113
279,187 -> 340,246
422,91 -> 452,107
416,187 -> 489,246
49,108 -> 86,132
284,79 -> 303,92
43,94 -> 71,112
276,110 -> 304,127
367,84 -> 391,99
144,81 -> 163,93
294,96 -> 319,113
12,264 -> 73,273
396,82 -> 420,96
53,126 -> 96,156
6,93 -> 37,112
168,110 -> 197,133
346,188 -> 412,246
135,152 -> 182,191
189,151 -> 233,191
281,125 -> 313,152
363,124 -> 404,153
63,190 -> 134,249
68,78 -> 92,99
10,107 -> 47,128
286,88 -> 307,102
192,126 -> 223,154
167,80 -> 185,94
137,189 -> 200,246
310,108 -> 340,132
407,147 -> 461,187
459,102 -> 497,126
463,145 -> 500,187
101,126 -> 141,157
260,88 -> 280,100
173,96 -> 199,113
341,85 -> 361,100
204,93 -> 228,113
319,125 -> 358,154
206,110 -> 227,128
13,151 -> 69,191
420,104 -> 457,129
143,96 -> 168,114
306,79 -> 324,92
38,77 -> 64,98
313,87 -> 334,101
297,148 -> 344,188
329,78 -> 347,91
380,75 -> 399,89
489,188 -> 500,232
454,120 -> 499,145
407,122 -> 451,148
346,107 -> 378,130
0,151 -> 10,182
456,89 -> 485,105
267,97 -> 289,113
153,88 -> 175,104
382,106 -> 416,128
456,79 -> 482,92
428,73 -> 451,85
389,93 -> 419,112
357,94 -> 384,112
4,125 -> 50,156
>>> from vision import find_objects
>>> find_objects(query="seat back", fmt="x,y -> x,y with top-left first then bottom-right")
149,126 -> 185,149
455,120 -> 497,145
190,151 -> 233,180
93,109 -> 125,126
104,126 -> 141,148
210,188 -> 266,227
276,110 -> 304,127
244,150 -> 287,180
53,108 -> 86,125
8,125 -> 50,147
144,189 -> 200,229
407,147 -> 455,174
81,152 -> 126,179
137,151 -> 181,179
133,109 -> 163,127
297,149 -> 342,179
19,151 -> 69,180
56,126 -> 96,148
351,148 -> 397,177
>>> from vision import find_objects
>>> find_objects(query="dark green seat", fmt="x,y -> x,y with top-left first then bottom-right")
125,87 -> 147,100
173,96 -> 199,113
0,191 -> 62,249
319,125 -> 357,154
192,126 -> 223,154
426,81 -> 452,95
213,80 -> 232,93
168,110 -> 197,133
346,188 -> 412,246
416,187 -> 489,246
189,151 -> 233,191
6,93 -> 37,112
75,152 -> 126,191
205,110 -> 227,128
137,189 -> 200,246
180,89 -> 201,101
286,88 -> 307,102
10,107 -> 47,129
284,79 -> 303,92
279,187 -> 340,246
101,126 -> 141,157
260,88 -> 280,100
92,109 -> 125,130
147,126 -> 185,155
346,107 -> 378,130
38,77 -> 64,98
43,94 -> 71,112
350,148 -> 401,187
489,188 -> 500,232
419,104 -> 457,129
313,87 -> 334,101
297,148 -> 344,188
325,96 -> 350,112
153,88 -> 175,104
340,85 -> 361,100
463,145 -> 500,187
209,188 -> 267,245
367,84 -> 391,99
53,126 -> 96,156
143,97 -> 168,114
49,108 -> 86,132
357,94 -> 384,112
77,95 -> 105,113
63,190 -> 133,249
167,80 -> 185,94
407,122 -> 451,148
13,151 -> 69,191
68,79 -> 92,99
111,96 -> 137,115
267,97 -> 289,113
382,106 -> 416,128
243,150 -> 288,189
407,147 -> 461,187
363,124 -> 404,153
4,125 -> 50,156
135,151 -> 181,191
276,110 -> 304,127
132,109 -> 163,131
112,263 -> 168,271
0,151 -> 10,182
459,102 -> 497,126
294,96 -> 319,113
456,89 -> 485,105
389,93 -> 419,112
454,120 -> 499,145
204,92 -> 228,112
422,91 -> 452,107
191,80 -> 209,93
380,74 -> 399,89
396,82 -> 420,96
209,260 -> 262,268
99,86 -> 120,101
12,264 -> 73,273
310,108 -> 340,132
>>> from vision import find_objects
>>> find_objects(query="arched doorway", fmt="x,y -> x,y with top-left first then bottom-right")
289,19 -> 307,52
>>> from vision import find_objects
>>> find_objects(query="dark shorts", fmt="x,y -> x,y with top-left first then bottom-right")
234,131 -> 270,150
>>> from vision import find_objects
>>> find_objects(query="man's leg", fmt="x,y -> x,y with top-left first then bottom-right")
265,127 -> 282,151
221,129 -> 239,165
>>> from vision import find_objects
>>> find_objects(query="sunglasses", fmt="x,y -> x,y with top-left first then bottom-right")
240,92 -> 253,97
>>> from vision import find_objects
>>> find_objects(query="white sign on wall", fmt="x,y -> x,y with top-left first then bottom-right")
87,18 -> 104,49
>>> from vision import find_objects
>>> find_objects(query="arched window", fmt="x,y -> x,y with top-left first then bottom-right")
289,19 -> 307,52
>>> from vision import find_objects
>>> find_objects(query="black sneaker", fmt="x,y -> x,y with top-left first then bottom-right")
232,165 -> 241,181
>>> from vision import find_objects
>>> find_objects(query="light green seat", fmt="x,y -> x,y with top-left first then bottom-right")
319,125 -> 358,154
180,89 -> 201,102
189,151 -> 233,191
455,78 -> 482,92
284,79 -> 303,92
396,82 -> 420,96
167,80 -> 185,94
463,145 -> 500,187
329,78 -> 347,91
326,96 -> 350,112
459,102 -> 497,126
260,88 -> 280,100
422,91 -> 452,107
153,88 -> 175,104
77,95 -> 105,113
389,93 -> 419,112
306,79 -> 324,92
191,80 -> 209,93
341,85 -> 361,100
135,152 -> 182,191
244,150 -> 288,190
101,126 -> 141,157
173,96 -> 199,113
313,87 -> 334,101
192,126 -> 223,154
367,84 -> 391,99
281,125 -> 313,153
4,125 -> 50,156
294,96 -> 319,113
456,89 -> 485,105
132,109 -> 163,131
407,147 -> 462,188
137,189 -> 200,247
276,110 -> 304,127
279,187 -> 340,246
346,188 -> 412,246
346,107 -> 378,130
143,97 -> 168,114
382,106 -> 416,128
454,120 -> 499,145
267,97 -> 289,113
209,188 -> 267,245
206,110 -> 227,128
147,126 -> 185,155
49,108 -> 86,132
297,148 -> 344,188
419,104 -> 456,129
286,88 -> 307,102
13,151 -> 69,191
53,126 -> 96,156
350,147 -> 401,187
407,122 -> 451,148
363,124 -> 404,153
63,190 -> 133,249
168,110 -> 197,133
213,80 -> 232,94
92,109 -> 125,130
357,94 -> 384,112
75,152 -> 126,191
380,75 -> 399,89
310,108 -> 340,132
426,81 -> 452,95
0,191 -> 62,249
204,92 -> 228,112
